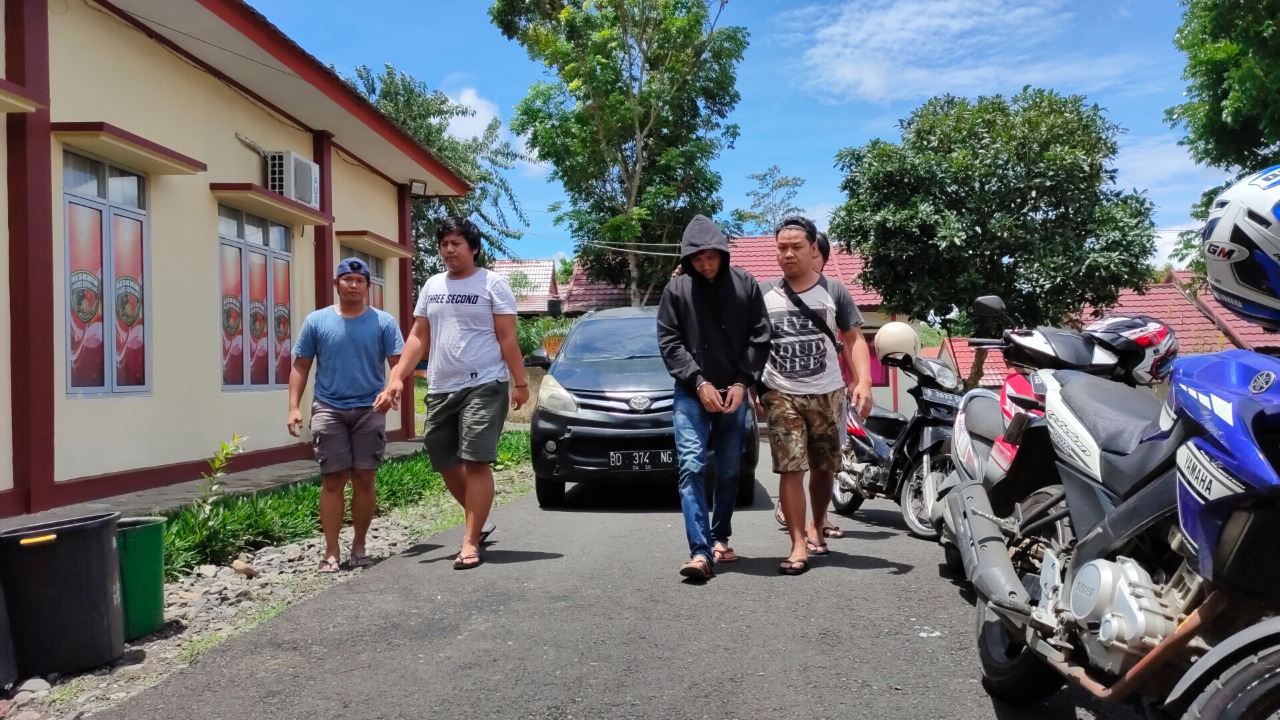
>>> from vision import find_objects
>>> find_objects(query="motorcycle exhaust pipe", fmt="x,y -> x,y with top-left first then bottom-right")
946,481 -> 1032,616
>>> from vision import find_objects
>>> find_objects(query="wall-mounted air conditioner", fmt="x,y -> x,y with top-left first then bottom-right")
265,150 -> 320,209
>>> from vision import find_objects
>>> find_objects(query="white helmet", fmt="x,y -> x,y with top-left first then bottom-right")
875,322 -> 919,364
1202,167 -> 1280,331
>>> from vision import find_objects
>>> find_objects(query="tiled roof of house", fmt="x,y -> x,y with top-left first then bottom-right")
491,260 -> 559,314
942,279 -> 1243,385
561,235 -> 884,314
1172,270 -> 1280,352
921,345 -> 943,359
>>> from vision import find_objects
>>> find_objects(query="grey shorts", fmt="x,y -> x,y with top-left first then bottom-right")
423,380 -> 509,471
310,402 -> 387,475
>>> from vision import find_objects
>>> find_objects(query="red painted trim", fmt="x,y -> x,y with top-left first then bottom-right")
335,229 -> 413,259
387,428 -> 409,443
91,0 -> 312,132
313,132 -> 334,309
8,0 -> 54,514
0,489 -> 23,519
51,122 -> 207,171
47,443 -> 313,509
332,141 -> 398,189
195,0 -> 471,196
398,185 -> 415,439
0,76 -> 46,108
209,182 -> 335,224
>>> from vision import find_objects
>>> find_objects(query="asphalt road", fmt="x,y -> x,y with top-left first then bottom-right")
105,454 -> 1137,720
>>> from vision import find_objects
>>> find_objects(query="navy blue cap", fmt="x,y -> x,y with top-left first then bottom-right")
335,257 -> 370,281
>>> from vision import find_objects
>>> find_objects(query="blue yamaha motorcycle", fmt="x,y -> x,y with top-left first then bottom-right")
947,345 -> 1280,718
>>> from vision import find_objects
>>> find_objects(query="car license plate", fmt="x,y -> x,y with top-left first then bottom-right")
609,449 -> 675,471
922,387 -> 962,407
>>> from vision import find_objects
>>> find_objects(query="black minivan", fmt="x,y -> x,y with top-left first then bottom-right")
528,307 -> 758,507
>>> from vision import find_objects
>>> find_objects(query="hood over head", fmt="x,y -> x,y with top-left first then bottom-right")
679,215 -> 730,279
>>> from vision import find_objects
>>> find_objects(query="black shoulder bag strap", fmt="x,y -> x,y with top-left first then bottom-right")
780,278 -> 843,353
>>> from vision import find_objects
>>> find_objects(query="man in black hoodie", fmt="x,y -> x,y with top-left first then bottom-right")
657,215 -> 771,580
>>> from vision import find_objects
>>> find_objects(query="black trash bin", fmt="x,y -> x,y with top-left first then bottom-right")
0,577 -> 16,688
0,512 -> 124,677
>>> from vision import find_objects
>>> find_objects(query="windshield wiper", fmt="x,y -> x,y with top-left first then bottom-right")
597,354 -> 660,360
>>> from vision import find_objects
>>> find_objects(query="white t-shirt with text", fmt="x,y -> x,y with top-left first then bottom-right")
414,268 -> 517,393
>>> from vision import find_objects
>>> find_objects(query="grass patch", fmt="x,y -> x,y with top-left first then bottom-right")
46,678 -> 82,706
243,600 -> 291,629
414,377 -> 427,414
177,633 -> 228,665
163,431 -> 530,581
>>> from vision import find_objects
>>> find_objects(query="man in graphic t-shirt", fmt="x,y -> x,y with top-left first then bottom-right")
759,217 -> 872,575
375,217 -> 528,571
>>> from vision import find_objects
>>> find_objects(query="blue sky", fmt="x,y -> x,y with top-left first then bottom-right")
252,0 -> 1228,267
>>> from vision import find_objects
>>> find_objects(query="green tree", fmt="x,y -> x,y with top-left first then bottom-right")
348,64 -> 530,286
1166,0 -> 1280,275
555,257 -> 574,286
728,165 -> 805,236
830,88 -> 1157,387
508,270 -> 536,299
491,0 -> 749,306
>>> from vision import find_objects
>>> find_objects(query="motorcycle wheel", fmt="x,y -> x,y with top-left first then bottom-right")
832,475 -> 864,516
975,593 -> 1063,704
899,454 -> 948,540
1184,645 -> 1280,719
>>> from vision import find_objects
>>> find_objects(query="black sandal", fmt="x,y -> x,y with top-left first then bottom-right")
779,559 -> 809,576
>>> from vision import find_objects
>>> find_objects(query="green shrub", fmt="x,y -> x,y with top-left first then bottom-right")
515,316 -> 575,357
161,432 -> 530,580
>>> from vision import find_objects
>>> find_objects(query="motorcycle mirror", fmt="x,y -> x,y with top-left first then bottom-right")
973,295 -> 1007,318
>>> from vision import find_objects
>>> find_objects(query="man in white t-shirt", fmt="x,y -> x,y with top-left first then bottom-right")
759,216 -> 872,575
375,217 -> 529,570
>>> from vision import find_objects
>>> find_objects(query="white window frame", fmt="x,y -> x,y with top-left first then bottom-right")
218,205 -> 293,391
62,150 -> 151,396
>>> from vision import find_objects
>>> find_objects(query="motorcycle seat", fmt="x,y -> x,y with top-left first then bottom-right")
1039,328 -> 1100,368
868,404 -> 908,425
1057,371 -> 1162,455
963,395 -> 1006,444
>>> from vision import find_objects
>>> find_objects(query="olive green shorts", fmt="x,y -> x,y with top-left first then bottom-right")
423,380 -> 510,471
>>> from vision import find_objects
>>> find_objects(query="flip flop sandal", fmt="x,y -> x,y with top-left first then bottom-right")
679,556 -> 713,579
805,538 -> 830,556
822,526 -> 846,539
712,547 -> 739,563
452,553 -> 483,570
479,521 -> 497,544
774,501 -> 786,526
317,557 -> 341,574
778,559 -> 809,576
348,552 -> 371,569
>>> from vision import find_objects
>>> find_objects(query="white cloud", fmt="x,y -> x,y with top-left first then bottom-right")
514,131 -> 552,178
1154,223 -> 1200,269
1114,133 -> 1232,224
806,202 -> 838,231
446,87 -> 501,140
779,0 -> 1152,104
550,250 -> 570,262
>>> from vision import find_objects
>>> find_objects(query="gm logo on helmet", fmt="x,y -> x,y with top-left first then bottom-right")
1205,242 -> 1245,262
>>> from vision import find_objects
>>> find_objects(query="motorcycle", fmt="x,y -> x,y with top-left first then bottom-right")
946,302 -> 1280,717
929,298 -> 1126,570
833,351 -> 964,540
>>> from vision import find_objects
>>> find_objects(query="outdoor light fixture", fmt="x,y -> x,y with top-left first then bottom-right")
408,179 -> 428,196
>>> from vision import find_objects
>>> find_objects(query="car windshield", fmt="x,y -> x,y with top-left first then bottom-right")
560,317 -> 661,361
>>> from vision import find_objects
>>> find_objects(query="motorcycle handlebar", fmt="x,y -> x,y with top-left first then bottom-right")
966,338 -> 1004,347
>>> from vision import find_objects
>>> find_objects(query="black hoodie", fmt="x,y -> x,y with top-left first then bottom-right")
657,215 -> 770,392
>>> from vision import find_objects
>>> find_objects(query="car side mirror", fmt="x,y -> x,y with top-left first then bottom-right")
527,348 -> 551,369
973,295 -> 1007,318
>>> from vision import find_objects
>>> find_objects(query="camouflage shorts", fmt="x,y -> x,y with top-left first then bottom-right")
760,388 -> 846,474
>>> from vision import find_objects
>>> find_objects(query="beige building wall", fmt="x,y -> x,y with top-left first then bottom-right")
331,150 -> 399,241
0,124 -> 12,492
47,2 -> 326,481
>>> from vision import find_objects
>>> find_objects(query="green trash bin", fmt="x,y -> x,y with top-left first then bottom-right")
116,517 -> 166,641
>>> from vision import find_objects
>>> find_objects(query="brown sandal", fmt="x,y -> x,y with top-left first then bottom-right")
679,556 -> 713,579
805,538 -> 830,556
712,546 -> 738,563
822,525 -> 845,539
779,558 -> 809,576
452,553 -> 482,570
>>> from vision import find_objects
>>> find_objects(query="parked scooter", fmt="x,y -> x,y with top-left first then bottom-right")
929,297 -> 1173,571
832,322 -> 963,540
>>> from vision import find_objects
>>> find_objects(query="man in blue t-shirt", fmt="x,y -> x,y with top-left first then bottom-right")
288,258 -> 404,573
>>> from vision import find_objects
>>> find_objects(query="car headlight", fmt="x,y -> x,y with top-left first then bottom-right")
536,374 -> 579,415
933,364 -> 962,393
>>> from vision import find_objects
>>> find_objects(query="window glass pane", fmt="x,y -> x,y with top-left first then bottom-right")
371,282 -> 384,310
108,167 -> 144,210
269,224 -> 290,253
220,245 -> 244,385
218,206 -> 240,239
374,258 -> 384,280
244,215 -> 267,247
248,252 -> 270,386
867,335 -> 889,386
113,214 -> 146,387
63,153 -> 103,198
272,258 -> 291,385
67,202 -> 106,388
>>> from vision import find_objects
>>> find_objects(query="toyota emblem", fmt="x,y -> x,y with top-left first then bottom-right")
1251,371 -> 1276,394
628,395 -> 652,411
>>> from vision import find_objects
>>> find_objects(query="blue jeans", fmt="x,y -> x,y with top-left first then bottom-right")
672,384 -> 747,563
